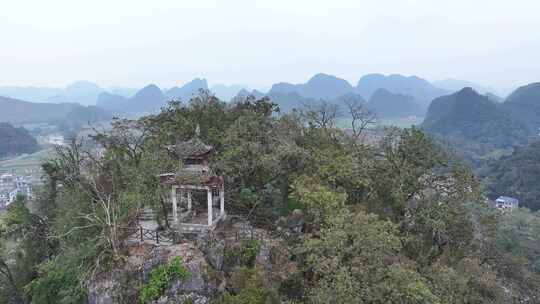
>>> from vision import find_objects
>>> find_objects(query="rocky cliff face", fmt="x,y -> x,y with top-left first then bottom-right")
88,216 -> 299,304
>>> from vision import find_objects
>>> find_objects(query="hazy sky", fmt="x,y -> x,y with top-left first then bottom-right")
1,0 -> 539,92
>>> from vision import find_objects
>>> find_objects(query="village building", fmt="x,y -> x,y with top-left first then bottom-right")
159,134 -> 225,233
0,174 -> 32,207
495,196 -> 519,210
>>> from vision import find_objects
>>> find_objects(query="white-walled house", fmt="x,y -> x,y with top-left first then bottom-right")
495,196 -> 519,210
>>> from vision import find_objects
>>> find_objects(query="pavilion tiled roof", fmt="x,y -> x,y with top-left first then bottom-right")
167,137 -> 213,160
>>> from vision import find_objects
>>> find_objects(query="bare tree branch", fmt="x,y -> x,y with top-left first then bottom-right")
342,96 -> 377,141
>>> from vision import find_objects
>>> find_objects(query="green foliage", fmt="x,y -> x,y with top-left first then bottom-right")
1,196 -> 54,303
422,88 -> 530,167
303,210 -> 404,303
4,91 -> 539,303
534,259 -> 540,273
292,175 -> 347,228
369,264 -> 440,304
139,257 -> 190,304
26,240 -> 100,304
242,239 -> 261,267
484,141 -> 540,211
219,267 -> 279,304
370,127 -> 446,219
26,260 -> 87,304
223,239 -> 262,268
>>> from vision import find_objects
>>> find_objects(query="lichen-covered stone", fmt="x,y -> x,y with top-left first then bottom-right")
88,218 -> 296,304
287,209 -> 305,233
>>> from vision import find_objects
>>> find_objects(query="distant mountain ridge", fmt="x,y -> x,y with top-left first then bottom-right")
97,84 -> 166,114
236,73 -> 442,118
96,79 -> 212,114
433,78 -> 499,96
0,86 -> 65,104
59,106 -> 112,138
424,84 -> 540,138
268,73 -> 354,100
0,96 -> 81,124
1,74 -> 514,118
421,86 -> 539,165
0,96 -> 112,127
356,74 -> 448,108
502,82 -> 540,131
0,81 -> 139,106
166,78 -> 208,101
0,123 -> 39,158
368,89 -> 423,118
210,84 -> 249,101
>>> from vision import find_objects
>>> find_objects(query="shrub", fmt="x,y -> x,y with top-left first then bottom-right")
219,267 -> 279,304
242,239 -> 261,266
534,259 -> 540,273
223,239 -> 262,269
139,257 -> 190,304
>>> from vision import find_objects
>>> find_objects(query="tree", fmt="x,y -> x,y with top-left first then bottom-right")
301,100 -> 341,131
0,196 -> 52,304
301,209 -> 441,303
342,96 -> 377,141
370,127 -> 447,219
292,175 -> 347,229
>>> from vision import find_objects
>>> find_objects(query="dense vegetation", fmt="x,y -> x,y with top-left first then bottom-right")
140,257 -> 190,303
482,140 -> 540,210
0,123 -> 39,158
503,82 -> 540,131
423,88 -> 530,166
1,92 -> 539,303
423,84 -> 540,211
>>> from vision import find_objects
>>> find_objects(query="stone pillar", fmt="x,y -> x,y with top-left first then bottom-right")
220,185 -> 225,217
187,190 -> 192,211
207,188 -> 213,226
171,186 -> 178,224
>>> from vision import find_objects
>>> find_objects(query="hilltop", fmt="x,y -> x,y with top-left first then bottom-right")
502,82 -> 540,130
422,87 -> 530,164
268,73 -> 354,100
97,84 -> 165,114
357,73 -> 448,107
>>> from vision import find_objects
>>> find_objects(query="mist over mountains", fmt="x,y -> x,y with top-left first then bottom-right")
432,78 -> 501,96
0,73 -> 519,121
0,78 -> 245,108
0,81 -> 134,106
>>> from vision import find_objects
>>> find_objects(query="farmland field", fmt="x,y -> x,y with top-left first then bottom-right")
0,149 -> 54,175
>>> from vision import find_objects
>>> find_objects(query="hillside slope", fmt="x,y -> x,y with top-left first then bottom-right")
502,82 -> 540,131
422,88 -> 529,164
0,96 -> 80,124
0,123 -> 39,158
368,88 -> 423,118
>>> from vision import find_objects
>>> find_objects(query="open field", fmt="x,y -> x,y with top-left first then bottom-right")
0,149 -> 54,175
338,116 -> 424,129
